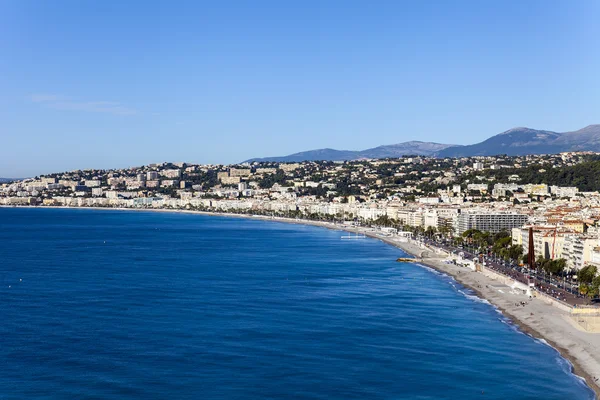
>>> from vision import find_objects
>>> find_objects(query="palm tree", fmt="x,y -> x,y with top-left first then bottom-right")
580,284 -> 590,298
425,226 -> 437,238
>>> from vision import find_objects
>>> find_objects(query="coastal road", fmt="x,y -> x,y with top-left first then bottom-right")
421,238 -> 590,307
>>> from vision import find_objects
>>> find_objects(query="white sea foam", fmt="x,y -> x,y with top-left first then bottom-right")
537,338 -> 550,346
554,354 -> 590,387
417,262 -> 495,308
417,264 -> 445,276
498,318 -> 514,328
457,289 -> 491,305
498,317 -> 521,333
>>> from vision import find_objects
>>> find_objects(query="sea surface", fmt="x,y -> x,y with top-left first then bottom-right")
0,208 -> 594,399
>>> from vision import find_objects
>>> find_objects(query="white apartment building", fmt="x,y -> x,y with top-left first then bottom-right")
457,212 -> 528,235
423,210 -> 438,229
561,235 -> 597,271
418,197 -> 440,205
492,183 -> 520,198
357,207 -> 386,221
550,186 -> 579,198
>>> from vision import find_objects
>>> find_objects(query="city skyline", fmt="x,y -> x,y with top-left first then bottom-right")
2,1 -> 599,177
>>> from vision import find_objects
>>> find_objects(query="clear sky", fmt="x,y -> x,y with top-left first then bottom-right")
1,1 -> 599,177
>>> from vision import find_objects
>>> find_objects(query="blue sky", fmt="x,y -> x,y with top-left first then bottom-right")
1,1 -> 599,177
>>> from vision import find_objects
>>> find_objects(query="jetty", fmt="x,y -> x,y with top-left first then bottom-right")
396,257 -> 423,263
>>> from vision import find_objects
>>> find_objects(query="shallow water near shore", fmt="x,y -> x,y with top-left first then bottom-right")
0,208 -> 594,399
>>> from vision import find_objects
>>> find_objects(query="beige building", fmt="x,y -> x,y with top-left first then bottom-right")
396,209 -> 423,227
161,169 -> 181,178
161,180 -> 178,187
217,171 -> 230,181
563,220 -> 586,233
146,180 -> 160,188
85,180 -> 101,188
512,226 -> 597,270
229,168 -> 251,177
221,176 -> 241,185
525,184 -> 549,196
255,167 -> 277,175
512,226 -> 559,258
41,177 -> 58,185
279,163 -> 301,172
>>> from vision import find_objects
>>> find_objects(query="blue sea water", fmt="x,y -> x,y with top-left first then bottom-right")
0,208 -> 594,400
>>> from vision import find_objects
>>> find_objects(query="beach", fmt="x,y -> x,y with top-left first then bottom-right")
5,205 -> 600,397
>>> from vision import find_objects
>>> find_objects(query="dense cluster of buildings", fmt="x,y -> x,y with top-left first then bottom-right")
3,152 -> 600,272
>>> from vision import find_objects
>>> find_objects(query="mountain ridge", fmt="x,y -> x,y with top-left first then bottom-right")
246,141 -> 457,163
245,125 -> 600,162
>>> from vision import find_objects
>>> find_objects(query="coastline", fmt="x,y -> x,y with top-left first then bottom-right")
382,238 -> 600,399
4,205 -> 600,397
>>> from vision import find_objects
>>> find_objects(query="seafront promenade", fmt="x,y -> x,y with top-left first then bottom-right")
421,238 -> 588,307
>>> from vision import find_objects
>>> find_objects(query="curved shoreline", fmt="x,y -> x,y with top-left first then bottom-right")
3,205 -> 599,398
415,260 -> 597,397
373,235 -> 599,399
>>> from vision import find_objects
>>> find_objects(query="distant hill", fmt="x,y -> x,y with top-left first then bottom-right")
245,125 -> 600,162
438,125 -> 600,157
358,141 -> 454,159
554,125 -> 600,150
247,148 -> 360,163
246,141 -> 457,162
0,178 -> 18,183
437,128 -> 564,157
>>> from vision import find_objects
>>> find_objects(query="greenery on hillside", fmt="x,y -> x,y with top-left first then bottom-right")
257,169 -> 287,189
466,156 -> 600,191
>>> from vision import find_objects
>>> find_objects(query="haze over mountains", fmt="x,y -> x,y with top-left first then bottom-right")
246,125 -> 600,162
246,141 -> 454,163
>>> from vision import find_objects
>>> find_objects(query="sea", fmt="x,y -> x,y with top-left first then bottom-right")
0,208 -> 594,399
